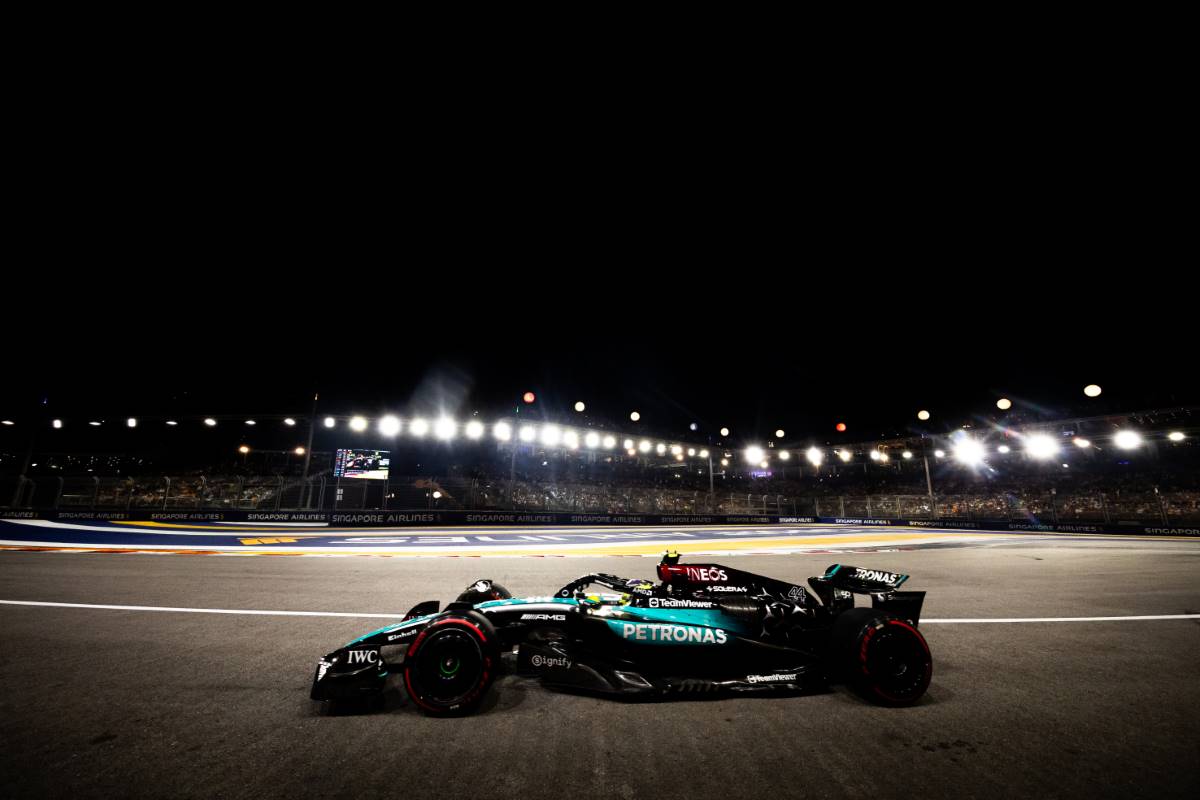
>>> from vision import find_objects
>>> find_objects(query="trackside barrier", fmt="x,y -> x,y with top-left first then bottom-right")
0,509 -> 1197,537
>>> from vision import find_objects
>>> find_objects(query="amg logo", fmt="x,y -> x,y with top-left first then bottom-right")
520,614 -> 567,621
852,568 -> 900,584
747,673 -> 797,684
647,598 -> 714,609
530,654 -> 571,669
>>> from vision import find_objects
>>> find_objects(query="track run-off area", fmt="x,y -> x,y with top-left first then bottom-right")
1,522 -> 1198,799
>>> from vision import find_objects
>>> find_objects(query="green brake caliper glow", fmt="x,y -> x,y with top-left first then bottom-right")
439,657 -> 461,677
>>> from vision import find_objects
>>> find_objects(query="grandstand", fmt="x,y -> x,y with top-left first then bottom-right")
2,404 -> 1197,524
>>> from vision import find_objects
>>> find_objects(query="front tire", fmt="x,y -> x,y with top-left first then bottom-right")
403,611 -> 499,716
833,608 -> 931,706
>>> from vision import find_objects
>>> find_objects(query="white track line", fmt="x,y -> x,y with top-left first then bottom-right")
922,615 -> 1200,623
0,600 -> 401,618
1,599 -> 1197,623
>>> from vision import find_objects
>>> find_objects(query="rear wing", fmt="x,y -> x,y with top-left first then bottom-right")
813,564 -> 925,625
822,564 -> 908,593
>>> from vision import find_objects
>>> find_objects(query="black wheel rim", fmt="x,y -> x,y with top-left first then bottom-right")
864,624 -> 929,701
412,628 -> 484,705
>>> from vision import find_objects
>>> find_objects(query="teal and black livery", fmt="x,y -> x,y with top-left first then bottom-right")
310,556 -> 932,715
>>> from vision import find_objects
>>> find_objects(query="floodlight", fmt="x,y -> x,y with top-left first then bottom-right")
1024,434 -> 1059,460
574,402 -> 586,412
639,440 -> 652,453
519,425 -> 536,442
541,425 -> 561,446
670,444 -> 682,455
775,429 -> 785,438
206,418 -> 219,427
465,420 -> 485,439
805,447 -> 822,466
687,448 -> 696,457
408,418 -> 429,437
720,427 -> 730,437
52,419 -> 63,429
1084,384 -> 1102,397
585,432 -> 601,448
434,418 -> 457,440
322,417 -> 334,428
378,415 -> 401,436
838,450 -> 852,462
744,446 -> 765,464
603,435 -> 616,449
245,420 -> 256,426
699,449 -> 709,458
998,445 -> 1011,454
902,451 -> 913,459
656,443 -> 667,455
917,410 -> 930,421
996,398 -> 1012,410
630,411 -> 641,422
127,418 -> 138,428
869,450 -> 881,462
1114,430 -> 1142,450
166,421 -> 178,426
1073,437 -> 1090,448
284,418 -> 296,426
1168,431 -> 1185,442
563,430 -> 580,449
493,421 -> 512,441
953,438 -> 986,465
294,447 -> 305,455
350,416 -> 368,432
934,449 -> 945,458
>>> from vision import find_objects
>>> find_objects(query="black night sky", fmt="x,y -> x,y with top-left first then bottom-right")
8,290 -> 1195,452
7,119 -> 1195,460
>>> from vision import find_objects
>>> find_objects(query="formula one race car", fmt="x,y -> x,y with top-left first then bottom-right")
310,552 -> 932,715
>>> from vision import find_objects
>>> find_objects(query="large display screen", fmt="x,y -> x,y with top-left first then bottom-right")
333,449 -> 390,480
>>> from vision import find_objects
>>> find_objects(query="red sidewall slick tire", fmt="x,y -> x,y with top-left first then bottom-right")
836,609 -> 932,706
403,612 -> 498,716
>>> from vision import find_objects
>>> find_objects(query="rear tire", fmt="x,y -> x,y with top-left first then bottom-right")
833,608 -> 931,706
403,611 -> 499,716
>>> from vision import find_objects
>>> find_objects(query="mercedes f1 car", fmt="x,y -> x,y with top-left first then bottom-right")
310,552 -> 932,715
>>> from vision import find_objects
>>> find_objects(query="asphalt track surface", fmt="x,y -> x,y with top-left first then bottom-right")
1,533 -> 1198,799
